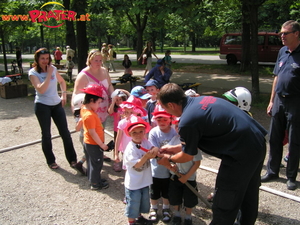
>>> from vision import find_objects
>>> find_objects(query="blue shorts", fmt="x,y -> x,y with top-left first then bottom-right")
125,186 -> 150,218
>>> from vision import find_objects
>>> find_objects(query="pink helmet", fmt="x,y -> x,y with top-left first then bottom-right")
80,84 -> 103,98
120,95 -> 147,116
125,115 -> 151,137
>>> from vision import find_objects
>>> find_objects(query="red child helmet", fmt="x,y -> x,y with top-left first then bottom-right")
125,115 -> 151,137
80,84 -> 103,98
152,103 -> 172,119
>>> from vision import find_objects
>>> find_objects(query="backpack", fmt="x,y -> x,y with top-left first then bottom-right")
113,50 -> 117,59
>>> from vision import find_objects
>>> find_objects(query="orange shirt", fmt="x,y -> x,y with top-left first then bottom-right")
81,107 -> 104,145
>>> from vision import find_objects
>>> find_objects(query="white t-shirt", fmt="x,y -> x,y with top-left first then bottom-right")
124,139 -> 153,190
148,126 -> 177,178
168,135 -> 203,181
28,66 -> 61,105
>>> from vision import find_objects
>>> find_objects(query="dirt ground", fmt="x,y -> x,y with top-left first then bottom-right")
0,72 -> 299,225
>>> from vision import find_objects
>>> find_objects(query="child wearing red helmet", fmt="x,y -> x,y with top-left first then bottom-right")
123,115 -> 158,225
147,104 -> 177,223
80,84 -> 112,190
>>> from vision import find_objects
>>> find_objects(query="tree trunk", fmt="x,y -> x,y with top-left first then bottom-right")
125,13 -> 147,62
191,32 -> 196,52
64,0 -> 77,63
0,26 -> 8,74
73,0 -> 88,72
249,0 -> 262,96
136,28 -> 143,63
240,2 -> 251,72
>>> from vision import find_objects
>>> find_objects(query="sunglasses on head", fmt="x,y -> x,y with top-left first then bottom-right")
38,50 -> 50,54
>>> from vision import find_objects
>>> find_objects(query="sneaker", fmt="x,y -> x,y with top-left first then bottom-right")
171,216 -> 182,225
184,218 -> 193,225
287,179 -> 297,190
90,184 -> 101,190
103,156 -> 112,162
136,215 -> 153,225
101,181 -> 109,189
90,181 -> 109,190
148,208 -> 158,222
74,162 -> 86,176
162,208 -> 172,223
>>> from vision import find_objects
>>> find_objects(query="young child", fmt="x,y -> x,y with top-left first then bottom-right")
80,84 -> 112,190
163,50 -> 173,71
144,79 -> 160,127
72,93 -> 87,175
114,95 -> 148,172
147,105 -> 177,223
167,117 -> 202,225
123,115 -> 159,225
108,89 -> 129,140
130,86 -> 152,108
122,54 -> 133,75
66,56 -> 75,83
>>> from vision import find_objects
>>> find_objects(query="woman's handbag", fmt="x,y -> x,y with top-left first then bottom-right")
142,54 -> 147,65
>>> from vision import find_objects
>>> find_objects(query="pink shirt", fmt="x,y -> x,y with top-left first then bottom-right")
117,118 -> 132,153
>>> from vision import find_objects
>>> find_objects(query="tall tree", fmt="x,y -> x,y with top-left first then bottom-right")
72,0 -> 88,72
64,0 -> 77,63
242,0 -> 266,95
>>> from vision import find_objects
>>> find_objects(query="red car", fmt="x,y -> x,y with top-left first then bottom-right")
219,32 -> 283,65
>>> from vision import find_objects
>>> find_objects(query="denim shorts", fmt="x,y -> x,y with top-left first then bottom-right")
125,186 -> 150,218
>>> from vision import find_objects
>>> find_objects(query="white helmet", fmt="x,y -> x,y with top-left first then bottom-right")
73,93 -> 86,110
223,87 -> 251,111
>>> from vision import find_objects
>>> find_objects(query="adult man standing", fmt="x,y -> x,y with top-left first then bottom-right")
157,83 -> 267,225
261,20 -> 300,190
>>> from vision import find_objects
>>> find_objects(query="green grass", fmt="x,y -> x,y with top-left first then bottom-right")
130,62 -> 274,77
0,58 -> 32,64
252,93 -> 270,108
115,47 -> 219,55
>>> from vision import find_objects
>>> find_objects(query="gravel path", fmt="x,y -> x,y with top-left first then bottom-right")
0,73 -> 299,225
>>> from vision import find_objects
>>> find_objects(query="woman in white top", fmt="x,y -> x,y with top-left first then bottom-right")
29,48 -> 77,169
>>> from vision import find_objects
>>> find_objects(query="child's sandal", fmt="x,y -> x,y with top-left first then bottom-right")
148,208 -> 158,222
162,208 -> 172,223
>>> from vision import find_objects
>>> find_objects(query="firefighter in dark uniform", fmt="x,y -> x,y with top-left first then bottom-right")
156,83 -> 267,225
261,20 -> 300,191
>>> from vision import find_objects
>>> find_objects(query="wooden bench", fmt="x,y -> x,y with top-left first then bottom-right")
53,64 -> 65,69
114,74 -> 140,90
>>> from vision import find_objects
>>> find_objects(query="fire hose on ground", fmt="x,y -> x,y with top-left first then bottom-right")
0,129 -> 299,204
